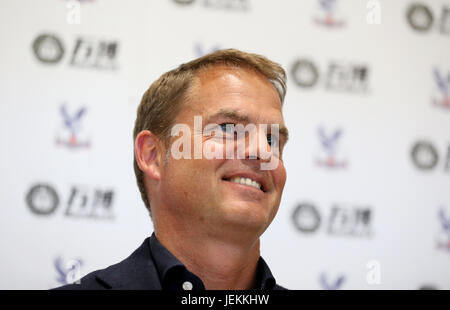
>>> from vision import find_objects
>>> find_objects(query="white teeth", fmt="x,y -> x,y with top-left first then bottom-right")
229,177 -> 262,190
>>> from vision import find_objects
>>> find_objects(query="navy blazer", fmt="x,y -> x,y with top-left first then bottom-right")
55,237 -> 286,290
55,237 -> 162,290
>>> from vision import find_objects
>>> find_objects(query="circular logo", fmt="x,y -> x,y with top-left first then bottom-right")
173,0 -> 195,5
411,141 -> 439,170
407,3 -> 433,32
291,59 -> 319,88
32,34 -> 65,64
292,203 -> 321,233
26,184 -> 59,215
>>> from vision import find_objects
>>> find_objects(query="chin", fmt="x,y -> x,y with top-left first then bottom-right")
220,201 -> 273,229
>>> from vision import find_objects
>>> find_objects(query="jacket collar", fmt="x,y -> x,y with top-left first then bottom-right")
95,237 -> 162,289
94,233 -> 278,290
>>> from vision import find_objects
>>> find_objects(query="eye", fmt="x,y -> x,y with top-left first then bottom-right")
215,123 -> 236,140
267,134 -> 272,146
219,123 -> 233,132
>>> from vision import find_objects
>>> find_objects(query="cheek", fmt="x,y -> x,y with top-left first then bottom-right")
162,160 -> 191,197
165,156 -> 224,190
273,161 -> 287,191
202,137 -> 231,160
161,159 -> 206,213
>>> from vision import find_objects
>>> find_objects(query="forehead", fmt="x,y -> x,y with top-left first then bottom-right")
182,66 -> 284,124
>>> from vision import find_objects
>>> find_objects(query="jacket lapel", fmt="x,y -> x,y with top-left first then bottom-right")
94,237 -> 162,289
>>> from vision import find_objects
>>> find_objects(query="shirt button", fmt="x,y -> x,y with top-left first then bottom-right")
182,281 -> 193,290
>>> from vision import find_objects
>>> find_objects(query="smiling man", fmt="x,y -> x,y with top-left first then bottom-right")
57,49 -> 289,290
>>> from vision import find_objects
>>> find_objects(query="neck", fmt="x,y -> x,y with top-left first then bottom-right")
154,214 -> 261,290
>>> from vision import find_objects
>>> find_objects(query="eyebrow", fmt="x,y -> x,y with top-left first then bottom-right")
205,109 -> 289,142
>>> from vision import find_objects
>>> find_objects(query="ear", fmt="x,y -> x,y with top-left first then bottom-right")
135,130 -> 164,181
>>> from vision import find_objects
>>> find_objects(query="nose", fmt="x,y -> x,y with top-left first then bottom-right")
226,123 -> 280,170
243,125 -> 269,161
243,124 -> 280,171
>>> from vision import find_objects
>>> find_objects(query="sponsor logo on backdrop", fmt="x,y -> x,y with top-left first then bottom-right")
315,126 -> 348,169
410,140 -> 450,172
291,203 -> 321,233
26,184 -> 60,215
55,104 -> 91,149
70,38 -> 118,69
290,60 -> 319,88
32,34 -> 65,64
325,61 -> 369,92
25,183 -> 115,220
172,0 -> 250,11
327,206 -> 372,236
291,58 -> 369,93
32,33 -> 119,70
292,203 -> 373,237
65,186 -> 114,219
406,3 -> 450,34
313,0 -> 346,28
194,43 -> 221,57
54,256 -> 83,286
436,206 -> 450,251
432,68 -> 450,109
320,272 -> 346,290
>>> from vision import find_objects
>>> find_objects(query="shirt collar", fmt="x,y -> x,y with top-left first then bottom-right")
149,232 -> 277,290
255,256 -> 276,290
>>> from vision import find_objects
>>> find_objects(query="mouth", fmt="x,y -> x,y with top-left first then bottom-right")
222,176 -> 266,192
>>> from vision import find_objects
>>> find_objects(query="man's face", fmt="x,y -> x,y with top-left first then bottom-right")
158,66 -> 288,237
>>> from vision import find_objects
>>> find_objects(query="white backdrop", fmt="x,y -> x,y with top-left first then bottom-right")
0,0 -> 449,289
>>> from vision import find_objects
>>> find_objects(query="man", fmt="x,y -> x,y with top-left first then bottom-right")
57,49 -> 289,290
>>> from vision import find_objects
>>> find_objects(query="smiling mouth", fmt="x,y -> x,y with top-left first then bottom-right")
222,177 -> 266,192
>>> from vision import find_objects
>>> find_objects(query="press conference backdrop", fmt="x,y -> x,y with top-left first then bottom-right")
0,0 -> 449,290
